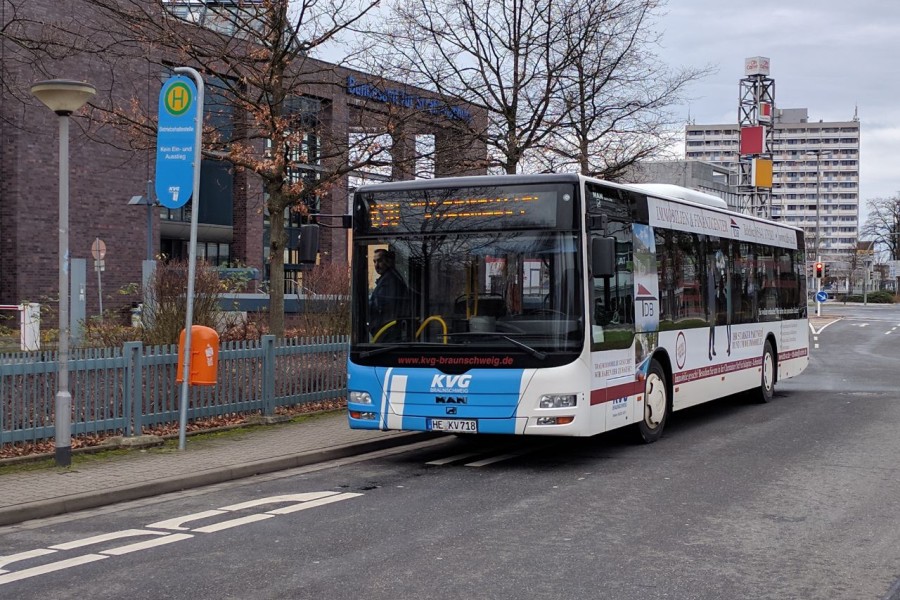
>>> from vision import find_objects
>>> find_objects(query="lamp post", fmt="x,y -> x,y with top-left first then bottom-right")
806,148 -> 832,316
128,178 -> 156,261
31,79 -> 96,467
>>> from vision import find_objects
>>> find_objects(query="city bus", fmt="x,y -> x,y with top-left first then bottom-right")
345,174 -> 809,442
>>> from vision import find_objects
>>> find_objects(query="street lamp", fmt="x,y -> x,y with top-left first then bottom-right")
806,148 -> 832,316
31,79 -> 96,467
128,181 -> 156,261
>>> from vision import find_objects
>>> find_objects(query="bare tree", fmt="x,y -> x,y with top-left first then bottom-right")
543,0 -> 708,179
358,0 -> 706,177
860,194 -> 900,291
362,0 -> 573,174
860,194 -> 900,261
2,0 -> 424,336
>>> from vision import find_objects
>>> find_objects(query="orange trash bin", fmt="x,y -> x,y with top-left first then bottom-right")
176,325 -> 219,386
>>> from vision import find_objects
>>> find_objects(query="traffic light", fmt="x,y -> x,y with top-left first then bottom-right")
815,262 -> 824,278
824,263 -> 831,278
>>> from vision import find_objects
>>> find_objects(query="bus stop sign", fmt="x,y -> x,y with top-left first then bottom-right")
155,76 -> 199,209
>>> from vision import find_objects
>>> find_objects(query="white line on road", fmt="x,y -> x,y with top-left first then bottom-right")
0,549 -> 56,574
50,529 -> 169,550
218,492 -> 339,512
426,452 -> 484,465
0,554 -> 107,585
465,445 -> 552,467
191,514 -> 274,534
146,510 -> 227,531
266,493 -> 363,515
101,533 -> 194,555
0,491 -> 363,586
466,452 -> 531,467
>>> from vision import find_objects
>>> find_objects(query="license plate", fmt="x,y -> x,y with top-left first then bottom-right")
429,419 -> 478,433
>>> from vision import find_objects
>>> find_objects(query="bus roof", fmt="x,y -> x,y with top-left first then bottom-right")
352,173 -> 582,194
622,183 -> 728,210
353,173 -> 802,235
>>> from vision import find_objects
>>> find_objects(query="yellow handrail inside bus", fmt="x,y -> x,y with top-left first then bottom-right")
415,315 -> 448,343
465,261 -> 478,318
371,320 -> 397,343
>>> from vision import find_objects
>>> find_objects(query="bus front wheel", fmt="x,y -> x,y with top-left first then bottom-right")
758,340 -> 776,403
637,359 -> 668,444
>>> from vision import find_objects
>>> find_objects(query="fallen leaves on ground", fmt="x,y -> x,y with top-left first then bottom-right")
0,398 -> 347,460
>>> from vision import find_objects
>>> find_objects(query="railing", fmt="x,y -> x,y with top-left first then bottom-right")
0,335 -> 349,448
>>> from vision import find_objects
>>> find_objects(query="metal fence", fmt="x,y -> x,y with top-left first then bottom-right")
0,335 -> 349,448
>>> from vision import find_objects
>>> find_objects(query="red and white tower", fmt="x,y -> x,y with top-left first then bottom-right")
737,56 -> 775,218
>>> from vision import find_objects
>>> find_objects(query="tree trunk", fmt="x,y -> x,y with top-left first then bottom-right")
268,191 -> 287,337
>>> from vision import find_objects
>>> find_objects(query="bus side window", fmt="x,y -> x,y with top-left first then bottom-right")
590,222 -> 634,350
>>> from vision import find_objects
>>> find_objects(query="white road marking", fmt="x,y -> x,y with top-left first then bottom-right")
50,529 -> 169,550
146,510 -> 227,531
0,549 -> 56,574
101,533 -> 194,555
218,492 -> 339,512
859,323 -> 869,327
266,493 -> 363,515
191,514 -> 274,533
0,491 -> 363,586
465,452 -> 524,467
426,452 -> 483,465
0,554 -> 107,585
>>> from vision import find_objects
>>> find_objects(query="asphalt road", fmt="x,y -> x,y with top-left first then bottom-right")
2,304 -> 900,600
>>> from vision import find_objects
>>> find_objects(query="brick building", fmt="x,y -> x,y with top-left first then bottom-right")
0,0 -> 486,320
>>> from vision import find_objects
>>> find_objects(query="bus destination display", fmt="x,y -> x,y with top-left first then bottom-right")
362,187 -> 560,233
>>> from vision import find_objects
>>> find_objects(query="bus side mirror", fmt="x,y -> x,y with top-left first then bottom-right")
591,237 -> 616,278
297,224 -> 320,264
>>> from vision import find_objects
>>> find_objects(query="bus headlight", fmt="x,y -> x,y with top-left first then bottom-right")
536,416 -> 575,425
349,391 -> 373,405
539,394 -> 577,409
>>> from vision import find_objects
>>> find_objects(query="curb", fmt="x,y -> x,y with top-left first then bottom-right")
0,431 -> 432,527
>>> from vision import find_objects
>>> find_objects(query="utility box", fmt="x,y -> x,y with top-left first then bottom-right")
176,325 -> 219,386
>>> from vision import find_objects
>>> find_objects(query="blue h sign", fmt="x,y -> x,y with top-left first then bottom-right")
155,76 -> 199,209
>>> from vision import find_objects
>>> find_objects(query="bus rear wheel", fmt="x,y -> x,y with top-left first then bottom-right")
758,340 -> 776,403
637,359 -> 668,443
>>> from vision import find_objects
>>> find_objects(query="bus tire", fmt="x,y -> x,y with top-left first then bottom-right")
758,340 -> 776,403
637,359 -> 668,444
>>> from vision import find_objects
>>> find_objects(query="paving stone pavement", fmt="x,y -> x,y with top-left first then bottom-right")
0,412 -> 428,527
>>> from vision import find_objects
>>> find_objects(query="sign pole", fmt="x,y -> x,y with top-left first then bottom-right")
93,238 -> 104,317
175,67 -> 204,451
155,68 -> 204,451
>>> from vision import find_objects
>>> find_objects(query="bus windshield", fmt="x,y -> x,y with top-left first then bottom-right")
352,228 -> 583,363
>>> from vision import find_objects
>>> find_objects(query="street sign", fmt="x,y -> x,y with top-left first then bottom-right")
815,291 -> 828,303
155,75 -> 199,209
91,238 -> 106,260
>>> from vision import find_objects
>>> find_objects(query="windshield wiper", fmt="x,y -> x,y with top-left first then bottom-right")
358,341 -> 464,359
445,332 -> 547,360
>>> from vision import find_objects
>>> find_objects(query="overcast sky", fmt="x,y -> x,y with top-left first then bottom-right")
654,0 -> 900,212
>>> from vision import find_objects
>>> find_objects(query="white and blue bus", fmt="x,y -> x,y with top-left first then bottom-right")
346,174 -> 809,442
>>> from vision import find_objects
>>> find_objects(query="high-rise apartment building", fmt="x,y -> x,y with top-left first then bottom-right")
685,108 -> 861,267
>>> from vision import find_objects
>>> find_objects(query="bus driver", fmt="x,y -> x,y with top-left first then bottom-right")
368,249 -> 410,340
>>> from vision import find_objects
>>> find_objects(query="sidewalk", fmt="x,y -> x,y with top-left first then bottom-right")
0,412 -> 429,528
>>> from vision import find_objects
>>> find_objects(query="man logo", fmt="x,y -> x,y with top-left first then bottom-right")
164,82 -> 192,116
435,396 -> 467,404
